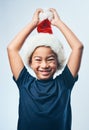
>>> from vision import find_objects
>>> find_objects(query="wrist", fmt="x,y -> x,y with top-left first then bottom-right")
55,19 -> 63,27
30,21 -> 37,29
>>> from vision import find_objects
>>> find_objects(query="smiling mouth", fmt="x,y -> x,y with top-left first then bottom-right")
39,68 -> 51,72
38,69 -> 51,75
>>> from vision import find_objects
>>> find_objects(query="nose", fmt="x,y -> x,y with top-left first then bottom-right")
41,60 -> 49,68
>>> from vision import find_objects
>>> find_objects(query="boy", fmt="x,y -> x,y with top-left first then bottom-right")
7,8 -> 83,130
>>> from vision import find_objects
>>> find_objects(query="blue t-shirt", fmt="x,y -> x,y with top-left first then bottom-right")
13,65 -> 78,130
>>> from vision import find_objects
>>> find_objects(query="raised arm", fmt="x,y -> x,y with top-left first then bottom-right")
50,8 -> 84,77
7,9 -> 42,80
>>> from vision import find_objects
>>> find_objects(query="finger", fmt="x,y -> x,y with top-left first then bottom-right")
36,8 -> 43,14
49,8 -> 56,13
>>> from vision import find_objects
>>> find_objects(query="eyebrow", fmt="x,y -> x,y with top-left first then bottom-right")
47,54 -> 56,58
33,56 -> 42,59
33,54 -> 56,59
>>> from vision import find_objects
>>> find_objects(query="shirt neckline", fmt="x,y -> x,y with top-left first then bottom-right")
36,77 -> 53,83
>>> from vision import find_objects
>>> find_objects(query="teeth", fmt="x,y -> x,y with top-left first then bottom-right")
39,69 -> 51,72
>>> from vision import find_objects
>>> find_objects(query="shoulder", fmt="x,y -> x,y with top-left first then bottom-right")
13,66 -> 35,88
55,65 -> 78,89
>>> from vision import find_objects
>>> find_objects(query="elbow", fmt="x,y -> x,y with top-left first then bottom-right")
7,44 -> 16,55
80,42 -> 84,49
76,42 -> 84,51
7,44 -> 11,52
79,42 -> 84,51
71,41 -> 84,51
7,43 -> 18,52
76,42 -> 84,56
7,44 -> 13,52
72,42 -> 84,54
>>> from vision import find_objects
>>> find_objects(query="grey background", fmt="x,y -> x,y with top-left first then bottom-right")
0,0 -> 89,130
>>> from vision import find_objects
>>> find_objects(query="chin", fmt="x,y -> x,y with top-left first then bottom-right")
37,75 -> 53,80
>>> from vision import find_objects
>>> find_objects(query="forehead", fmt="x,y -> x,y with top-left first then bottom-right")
32,46 -> 55,56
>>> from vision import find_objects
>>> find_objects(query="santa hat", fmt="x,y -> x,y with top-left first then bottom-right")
21,10 -> 66,70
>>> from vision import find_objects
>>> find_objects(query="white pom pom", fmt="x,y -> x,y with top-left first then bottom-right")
39,9 -> 53,22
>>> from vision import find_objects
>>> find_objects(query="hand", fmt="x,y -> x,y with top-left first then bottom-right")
32,8 -> 43,27
49,8 -> 61,26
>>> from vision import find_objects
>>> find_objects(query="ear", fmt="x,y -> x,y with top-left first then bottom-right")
29,60 -> 35,70
29,62 -> 32,68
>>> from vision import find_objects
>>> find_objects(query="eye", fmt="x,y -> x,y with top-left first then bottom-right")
48,58 -> 54,61
47,57 -> 55,61
48,56 -> 55,60
34,58 -> 41,61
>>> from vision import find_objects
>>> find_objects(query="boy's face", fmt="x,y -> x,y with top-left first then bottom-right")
30,46 -> 58,80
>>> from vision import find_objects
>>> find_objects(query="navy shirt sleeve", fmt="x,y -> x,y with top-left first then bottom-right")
13,66 -> 34,89
59,65 -> 78,90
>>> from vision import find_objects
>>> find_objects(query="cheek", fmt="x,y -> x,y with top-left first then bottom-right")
50,62 -> 57,69
30,62 -> 39,70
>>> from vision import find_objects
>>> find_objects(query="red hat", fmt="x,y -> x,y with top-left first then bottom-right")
22,10 -> 65,70
37,19 -> 53,34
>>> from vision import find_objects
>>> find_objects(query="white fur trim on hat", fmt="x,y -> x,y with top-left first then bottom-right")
39,9 -> 53,21
21,33 -> 66,70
